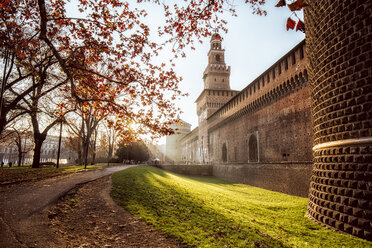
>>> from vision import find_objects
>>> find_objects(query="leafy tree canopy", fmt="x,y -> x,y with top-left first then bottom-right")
0,0 -> 268,142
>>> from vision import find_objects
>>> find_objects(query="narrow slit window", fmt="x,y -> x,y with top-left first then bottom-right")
285,58 -> 288,70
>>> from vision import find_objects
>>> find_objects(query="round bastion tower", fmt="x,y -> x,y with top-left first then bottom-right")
305,0 -> 372,240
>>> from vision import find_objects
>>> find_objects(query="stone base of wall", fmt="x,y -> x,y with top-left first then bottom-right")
155,164 -> 213,177
213,163 -> 313,197
155,162 -> 313,197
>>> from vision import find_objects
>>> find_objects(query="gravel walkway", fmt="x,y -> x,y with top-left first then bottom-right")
0,165 -> 182,247
49,176 -> 182,247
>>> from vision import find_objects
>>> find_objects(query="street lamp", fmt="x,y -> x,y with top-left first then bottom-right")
56,115 -> 65,168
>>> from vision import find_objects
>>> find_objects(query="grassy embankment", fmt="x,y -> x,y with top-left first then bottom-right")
0,165 -> 99,184
111,165 -> 371,248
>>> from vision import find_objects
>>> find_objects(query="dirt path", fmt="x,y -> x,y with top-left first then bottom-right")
0,166 -> 183,248
48,176 -> 182,247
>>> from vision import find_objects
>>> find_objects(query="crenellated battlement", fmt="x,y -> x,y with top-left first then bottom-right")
208,40 -> 307,129
207,64 -> 230,72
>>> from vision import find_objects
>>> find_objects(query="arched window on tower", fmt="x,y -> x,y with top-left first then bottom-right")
248,134 -> 258,162
222,143 -> 227,162
216,54 -> 220,62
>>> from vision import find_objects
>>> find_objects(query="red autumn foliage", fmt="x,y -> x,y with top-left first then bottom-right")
275,0 -> 286,8
156,0 -> 266,53
286,17 -> 296,30
0,0 -> 10,8
296,20 -> 305,32
276,0 -> 307,33
288,0 -> 308,11
0,0 -> 268,143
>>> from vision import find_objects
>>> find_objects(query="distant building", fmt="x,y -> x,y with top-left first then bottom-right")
0,131 -> 78,165
39,135 -> 78,164
165,119 -> 192,163
0,144 -> 21,165
0,130 -> 33,165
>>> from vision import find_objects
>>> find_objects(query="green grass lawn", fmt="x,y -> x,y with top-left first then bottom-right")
111,165 -> 371,248
0,165 -> 99,184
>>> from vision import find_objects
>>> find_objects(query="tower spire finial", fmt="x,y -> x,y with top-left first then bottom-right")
210,33 -> 222,50
210,33 -> 221,42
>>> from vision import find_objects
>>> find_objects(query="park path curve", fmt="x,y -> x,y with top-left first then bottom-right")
0,165 -> 134,247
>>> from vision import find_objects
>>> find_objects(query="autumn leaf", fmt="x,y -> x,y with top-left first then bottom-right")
275,0 -> 286,8
296,20 -> 305,32
287,0 -> 308,11
0,0 -> 10,8
286,17 -> 296,30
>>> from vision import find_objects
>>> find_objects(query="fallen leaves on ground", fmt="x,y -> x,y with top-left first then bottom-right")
48,176 -> 183,248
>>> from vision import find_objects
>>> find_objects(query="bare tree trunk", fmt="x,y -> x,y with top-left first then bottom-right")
30,110 -> 58,168
77,140 -> 82,164
17,143 -> 22,167
32,133 -> 46,168
0,114 -> 6,139
82,139 -> 89,169
79,116 -> 85,166
107,126 -> 117,162
13,130 -> 23,167
91,129 -> 97,165
0,52 -> 12,137
72,108 -> 101,167
108,145 -> 113,161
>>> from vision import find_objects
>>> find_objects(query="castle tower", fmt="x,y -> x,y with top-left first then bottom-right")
196,34 -> 237,123
203,34 -> 231,90
195,34 -> 238,163
305,1 -> 372,240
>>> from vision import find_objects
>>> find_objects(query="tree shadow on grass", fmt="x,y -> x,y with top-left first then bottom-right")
111,166 -> 289,248
149,165 -> 239,186
113,166 -> 372,248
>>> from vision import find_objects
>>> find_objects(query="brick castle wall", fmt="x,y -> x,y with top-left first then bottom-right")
213,163 -> 313,197
209,85 -> 312,164
154,162 -> 312,197
305,0 -> 372,240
